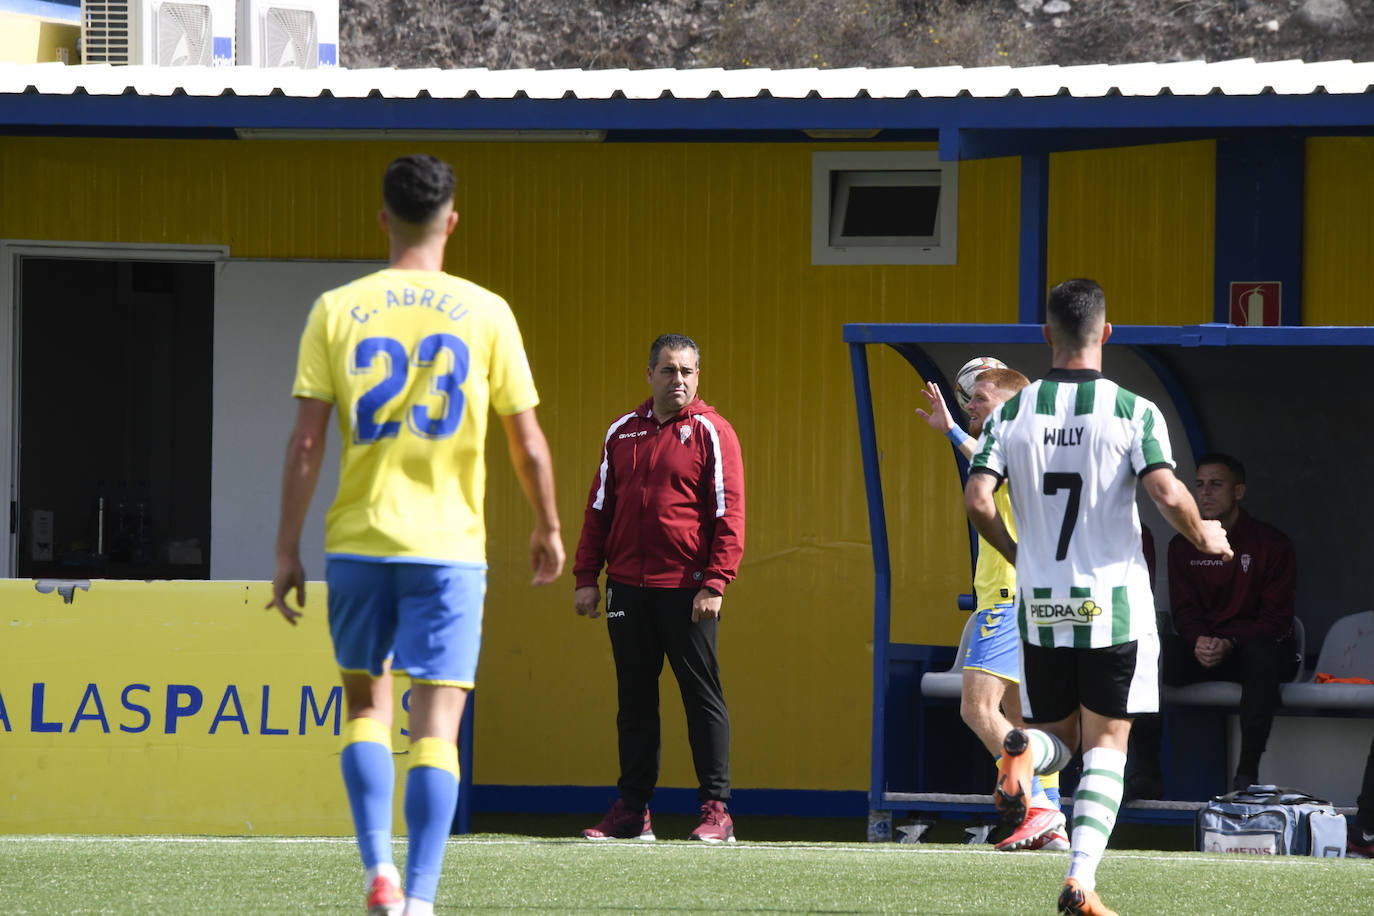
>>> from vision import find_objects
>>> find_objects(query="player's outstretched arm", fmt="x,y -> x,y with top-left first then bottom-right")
965,471 -> 1016,564
915,381 -> 956,433
267,397 -> 333,624
916,381 -> 976,460
1142,467 -> 1233,560
501,408 -> 566,586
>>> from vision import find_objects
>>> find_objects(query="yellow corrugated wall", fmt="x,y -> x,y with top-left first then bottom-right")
0,135 -> 1226,793
1048,140 -> 1217,326
0,14 -> 79,64
1304,138 -> 1374,326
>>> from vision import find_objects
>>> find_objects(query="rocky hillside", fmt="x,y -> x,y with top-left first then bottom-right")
340,0 -> 1371,72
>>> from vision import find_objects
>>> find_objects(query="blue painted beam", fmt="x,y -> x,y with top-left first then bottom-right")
2,92 -> 1374,133
848,341 -> 892,815
950,125 -> 1374,160
955,126 -> 1220,160
843,323 -> 1374,347
1213,133 -> 1305,325
938,126 -> 960,162
1018,152 -> 1049,324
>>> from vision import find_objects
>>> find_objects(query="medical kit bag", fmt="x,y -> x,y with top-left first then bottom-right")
1195,785 -> 1346,857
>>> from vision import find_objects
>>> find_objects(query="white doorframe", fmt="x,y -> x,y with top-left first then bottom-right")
0,240 -> 230,577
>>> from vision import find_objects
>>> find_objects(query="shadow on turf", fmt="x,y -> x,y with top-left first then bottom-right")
468,812 -> 1193,849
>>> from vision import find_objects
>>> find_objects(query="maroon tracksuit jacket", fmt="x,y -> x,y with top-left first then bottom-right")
1168,508 -> 1296,646
574,396 -> 745,596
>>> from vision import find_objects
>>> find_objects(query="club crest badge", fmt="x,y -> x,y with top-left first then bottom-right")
680,425 -> 692,443
1241,553 -> 1251,573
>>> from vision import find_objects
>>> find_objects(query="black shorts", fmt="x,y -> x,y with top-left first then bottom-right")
1020,632 -> 1160,722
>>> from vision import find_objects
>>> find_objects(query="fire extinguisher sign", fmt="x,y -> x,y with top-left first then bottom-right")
1228,281 -> 1282,326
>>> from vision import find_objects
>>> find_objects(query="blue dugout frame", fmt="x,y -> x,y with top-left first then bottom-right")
844,321 -> 1374,815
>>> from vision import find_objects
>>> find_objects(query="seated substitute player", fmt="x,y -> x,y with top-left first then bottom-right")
916,365 -> 1067,851
965,278 -> 1231,916
267,154 -> 565,916
1128,453 -> 1298,798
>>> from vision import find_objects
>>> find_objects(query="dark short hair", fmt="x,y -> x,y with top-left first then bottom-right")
649,334 -> 699,370
383,155 -> 455,225
1046,278 -> 1107,348
1195,452 -> 1246,484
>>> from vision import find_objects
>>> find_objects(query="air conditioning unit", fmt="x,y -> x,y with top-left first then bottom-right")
237,0 -> 337,69
82,0 -> 235,66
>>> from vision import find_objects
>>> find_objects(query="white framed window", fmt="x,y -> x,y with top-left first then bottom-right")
811,151 -> 958,265
0,240 -> 228,578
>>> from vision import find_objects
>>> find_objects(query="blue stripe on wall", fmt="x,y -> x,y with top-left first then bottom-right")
5,0 -> 80,23
471,785 -> 868,817
1018,151 -> 1049,324
1213,134 -> 1304,324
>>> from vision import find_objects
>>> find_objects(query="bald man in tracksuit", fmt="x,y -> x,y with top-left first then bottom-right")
573,333 -> 746,844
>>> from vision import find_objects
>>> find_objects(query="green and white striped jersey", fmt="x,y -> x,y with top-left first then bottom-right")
969,368 -> 1173,649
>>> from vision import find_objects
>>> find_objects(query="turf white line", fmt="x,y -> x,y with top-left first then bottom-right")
0,835 -> 1346,869
0,836 -> 358,845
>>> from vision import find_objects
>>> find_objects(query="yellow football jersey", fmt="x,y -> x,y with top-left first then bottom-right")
292,268 -> 538,564
972,483 -> 1017,611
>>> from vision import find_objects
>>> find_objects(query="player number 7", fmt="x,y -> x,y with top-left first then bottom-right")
1042,471 -> 1082,562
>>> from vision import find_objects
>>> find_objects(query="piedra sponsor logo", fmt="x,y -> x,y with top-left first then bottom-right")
1027,599 -> 1102,622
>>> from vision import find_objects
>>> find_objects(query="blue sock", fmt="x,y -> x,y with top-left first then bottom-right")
404,738 -> 459,903
340,717 -> 395,869
1028,774 -> 1063,810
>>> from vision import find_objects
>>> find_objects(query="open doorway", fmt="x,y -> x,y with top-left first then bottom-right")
15,257 -> 214,579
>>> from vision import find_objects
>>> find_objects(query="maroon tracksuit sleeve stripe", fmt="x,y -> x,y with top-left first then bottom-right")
702,416 -> 745,595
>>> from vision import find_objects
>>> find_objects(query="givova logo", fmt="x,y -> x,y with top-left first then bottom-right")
0,682 -> 346,736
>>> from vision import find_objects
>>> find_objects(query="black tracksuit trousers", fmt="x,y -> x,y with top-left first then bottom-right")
605,580 -> 731,808
1133,631 -> 1298,784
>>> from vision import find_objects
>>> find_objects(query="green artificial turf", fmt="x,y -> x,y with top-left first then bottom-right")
0,833 -> 1366,914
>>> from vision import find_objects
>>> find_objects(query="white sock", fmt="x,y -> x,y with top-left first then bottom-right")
403,897 -> 435,916
366,863 -> 400,888
1066,746 -> 1126,891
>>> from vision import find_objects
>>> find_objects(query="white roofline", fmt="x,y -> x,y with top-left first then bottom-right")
1,58 -> 1373,100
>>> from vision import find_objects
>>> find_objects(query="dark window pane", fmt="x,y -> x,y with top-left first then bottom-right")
842,186 -> 940,238
18,257 -> 213,580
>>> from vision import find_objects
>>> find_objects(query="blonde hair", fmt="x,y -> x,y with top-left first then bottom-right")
976,366 -> 1029,395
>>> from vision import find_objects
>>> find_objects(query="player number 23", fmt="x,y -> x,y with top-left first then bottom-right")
350,334 -> 470,443
1042,471 -> 1082,561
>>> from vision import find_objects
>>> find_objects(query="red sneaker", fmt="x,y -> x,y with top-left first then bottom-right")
996,806 -> 1066,851
689,800 -> 736,843
365,874 -> 403,916
582,799 -> 655,841
1027,827 -> 1071,851
1349,827 -> 1374,858
994,728 -> 1034,834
